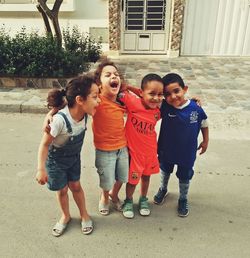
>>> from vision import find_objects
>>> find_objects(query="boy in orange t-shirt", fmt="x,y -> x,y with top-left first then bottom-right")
93,61 -> 129,216
118,73 -> 164,218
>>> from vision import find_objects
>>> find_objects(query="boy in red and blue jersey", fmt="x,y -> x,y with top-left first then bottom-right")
118,73 -> 164,219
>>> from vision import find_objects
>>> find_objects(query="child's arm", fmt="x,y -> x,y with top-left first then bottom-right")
198,127 -> 209,155
36,132 -> 54,185
119,83 -> 142,96
127,85 -> 142,96
191,96 -> 202,106
42,107 -> 60,133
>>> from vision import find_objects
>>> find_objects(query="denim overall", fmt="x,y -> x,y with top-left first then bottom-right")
46,112 -> 87,191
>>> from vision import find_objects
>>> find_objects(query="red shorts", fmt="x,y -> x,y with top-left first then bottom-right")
128,152 -> 159,185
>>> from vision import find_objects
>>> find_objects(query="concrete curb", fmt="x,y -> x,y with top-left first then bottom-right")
0,101 -> 48,114
0,88 -> 48,114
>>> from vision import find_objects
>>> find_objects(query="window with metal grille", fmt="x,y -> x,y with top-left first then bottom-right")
125,0 -> 166,31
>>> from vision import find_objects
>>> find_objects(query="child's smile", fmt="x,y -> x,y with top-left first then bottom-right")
164,82 -> 188,108
140,81 -> 164,109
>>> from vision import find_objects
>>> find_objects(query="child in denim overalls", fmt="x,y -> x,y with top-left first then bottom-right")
43,61 -> 129,216
36,74 -> 100,236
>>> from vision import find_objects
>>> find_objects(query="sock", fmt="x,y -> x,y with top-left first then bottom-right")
160,169 -> 170,191
179,180 -> 190,200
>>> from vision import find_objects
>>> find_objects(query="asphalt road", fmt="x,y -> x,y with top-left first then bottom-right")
0,112 -> 249,258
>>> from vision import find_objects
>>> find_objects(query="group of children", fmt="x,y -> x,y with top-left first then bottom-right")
36,60 -> 209,237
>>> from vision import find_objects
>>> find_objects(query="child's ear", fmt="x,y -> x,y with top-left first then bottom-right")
75,95 -> 83,104
184,85 -> 188,93
139,90 -> 143,97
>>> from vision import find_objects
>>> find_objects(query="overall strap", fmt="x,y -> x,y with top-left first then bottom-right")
57,112 -> 72,133
84,114 -> 88,128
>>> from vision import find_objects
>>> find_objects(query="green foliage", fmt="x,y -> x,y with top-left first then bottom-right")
0,26 -> 102,77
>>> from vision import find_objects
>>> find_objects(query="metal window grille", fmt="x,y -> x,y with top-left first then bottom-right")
125,0 -> 166,31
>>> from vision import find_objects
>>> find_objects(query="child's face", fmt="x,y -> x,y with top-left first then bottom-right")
140,81 -> 164,109
164,82 -> 188,108
100,65 -> 121,98
82,83 -> 101,116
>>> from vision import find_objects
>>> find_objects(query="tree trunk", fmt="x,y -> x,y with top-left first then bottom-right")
37,0 -> 63,47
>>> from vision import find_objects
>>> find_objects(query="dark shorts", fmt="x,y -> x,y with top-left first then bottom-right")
46,154 -> 81,191
160,159 -> 194,181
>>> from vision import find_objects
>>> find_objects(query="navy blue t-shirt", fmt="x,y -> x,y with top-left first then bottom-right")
158,100 -> 207,168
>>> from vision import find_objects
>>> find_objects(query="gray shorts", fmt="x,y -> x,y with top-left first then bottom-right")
95,147 -> 129,191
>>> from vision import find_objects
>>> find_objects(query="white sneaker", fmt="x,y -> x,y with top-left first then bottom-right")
139,196 -> 151,216
122,199 -> 134,219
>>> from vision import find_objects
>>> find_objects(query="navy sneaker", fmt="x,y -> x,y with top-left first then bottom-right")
178,199 -> 189,217
153,188 -> 168,205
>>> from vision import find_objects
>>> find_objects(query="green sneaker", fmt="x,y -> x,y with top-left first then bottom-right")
139,196 -> 150,216
122,199 -> 134,219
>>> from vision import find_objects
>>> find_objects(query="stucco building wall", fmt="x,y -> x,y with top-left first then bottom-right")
108,0 -> 185,55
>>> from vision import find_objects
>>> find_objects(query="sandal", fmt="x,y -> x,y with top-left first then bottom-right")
81,220 -> 94,235
98,200 -> 110,216
52,219 -> 71,237
109,195 -> 123,211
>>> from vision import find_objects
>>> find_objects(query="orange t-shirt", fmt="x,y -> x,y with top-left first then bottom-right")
92,95 -> 127,151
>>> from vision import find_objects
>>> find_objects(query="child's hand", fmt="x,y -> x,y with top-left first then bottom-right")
127,85 -> 142,96
191,96 -> 202,106
197,141 -> 208,155
119,83 -> 128,92
42,109 -> 58,133
36,169 -> 48,185
42,115 -> 52,133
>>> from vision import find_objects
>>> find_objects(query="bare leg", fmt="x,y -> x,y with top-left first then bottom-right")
140,175 -> 150,197
56,185 -> 71,224
109,180 -> 123,202
100,189 -> 110,205
68,181 -> 90,221
126,182 -> 136,200
139,176 -> 151,216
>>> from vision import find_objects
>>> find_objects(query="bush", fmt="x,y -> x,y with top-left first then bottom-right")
0,26 -> 102,77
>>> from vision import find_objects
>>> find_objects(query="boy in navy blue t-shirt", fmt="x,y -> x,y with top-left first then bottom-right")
154,73 -> 209,217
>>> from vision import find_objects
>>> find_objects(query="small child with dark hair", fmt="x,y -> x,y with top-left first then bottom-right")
119,73 -> 164,218
43,60 -> 129,216
154,73 -> 209,217
36,74 -> 100,236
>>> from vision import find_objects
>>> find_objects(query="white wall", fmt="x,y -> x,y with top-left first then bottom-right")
0,0 -> 109,50
71,0 -> 108,19
181,0 -> 250,56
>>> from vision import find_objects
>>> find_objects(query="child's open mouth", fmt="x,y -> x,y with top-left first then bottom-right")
110,82 -> 119,88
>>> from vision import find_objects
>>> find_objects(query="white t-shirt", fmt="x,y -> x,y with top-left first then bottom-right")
50,106 -> 87,147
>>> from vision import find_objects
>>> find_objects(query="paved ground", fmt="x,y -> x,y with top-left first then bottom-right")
0,57 -> 250,114
0,57 -> 250,257
0,113 -> 249,258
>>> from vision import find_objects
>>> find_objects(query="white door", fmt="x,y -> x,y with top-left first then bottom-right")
121,0 -> 171,54
181,0 -> 250,56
